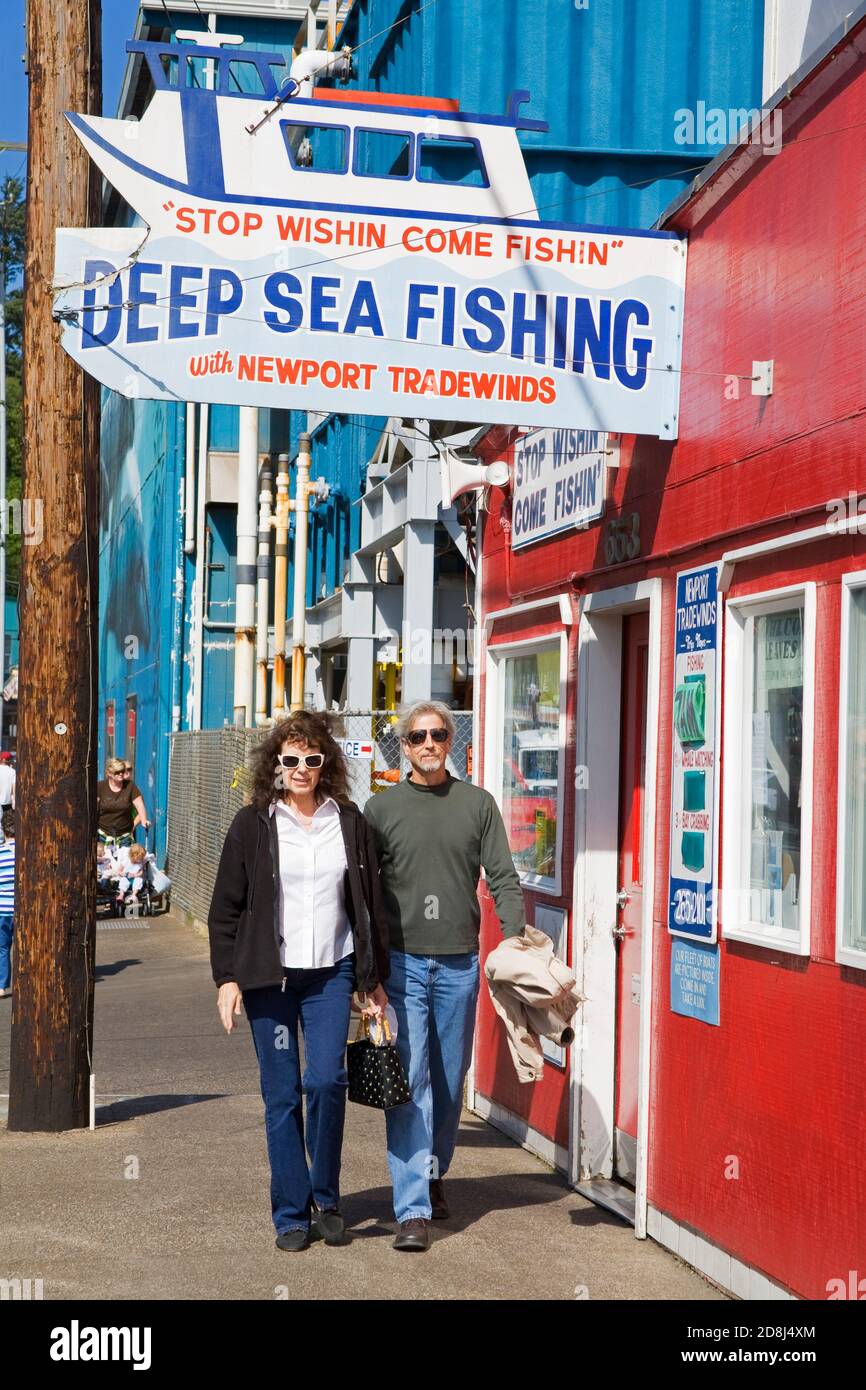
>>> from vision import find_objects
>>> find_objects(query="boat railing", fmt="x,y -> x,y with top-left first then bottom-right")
125,38 -> 290,102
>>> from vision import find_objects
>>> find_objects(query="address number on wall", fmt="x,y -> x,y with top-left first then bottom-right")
604,513 -> 641,564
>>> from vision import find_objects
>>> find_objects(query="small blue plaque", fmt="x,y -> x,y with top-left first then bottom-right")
670,940 -> 720,1026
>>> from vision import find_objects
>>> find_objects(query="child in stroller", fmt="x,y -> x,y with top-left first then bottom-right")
95,830 -> 171,917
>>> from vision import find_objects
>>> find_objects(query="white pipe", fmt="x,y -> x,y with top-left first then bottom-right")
289,46 -> 348,96
256,455 -> 273,725
233,406 -> 258,727
290,433 -> 312,710
184,402 -> 196,555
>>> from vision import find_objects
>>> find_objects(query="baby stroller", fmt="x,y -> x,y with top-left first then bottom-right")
95,828 -> 171,918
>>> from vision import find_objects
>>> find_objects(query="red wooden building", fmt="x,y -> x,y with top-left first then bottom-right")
468,10 -> 866,1300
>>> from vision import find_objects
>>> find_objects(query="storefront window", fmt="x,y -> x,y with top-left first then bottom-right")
748,606 -> 803,933
499,645 -> 562,883
723,586 -> 814,954
841,585 -> 866,959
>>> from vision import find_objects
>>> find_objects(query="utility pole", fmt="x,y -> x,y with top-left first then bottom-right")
8,0 -> 101,1131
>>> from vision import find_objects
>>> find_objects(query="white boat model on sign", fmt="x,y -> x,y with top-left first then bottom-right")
66,37 -> 546,239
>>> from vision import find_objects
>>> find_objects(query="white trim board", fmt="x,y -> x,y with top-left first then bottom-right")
471,1093 -> 568,1174
647,1207 -> 797,1301
836,570 -> 866,970
484,629 -> 569,896
569,579 -> 662,1248
721,582 -> 815,955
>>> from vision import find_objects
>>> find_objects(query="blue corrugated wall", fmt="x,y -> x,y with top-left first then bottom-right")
98,391 -> 184,862
340,0 -> 765,226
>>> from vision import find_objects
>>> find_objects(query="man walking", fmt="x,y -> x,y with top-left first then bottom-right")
364,701 -> 525,1251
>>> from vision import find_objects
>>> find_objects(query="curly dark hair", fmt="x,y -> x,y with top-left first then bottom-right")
249,711 -> 350,811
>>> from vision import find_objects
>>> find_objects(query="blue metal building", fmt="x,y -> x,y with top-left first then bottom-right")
97,0 -> 767,859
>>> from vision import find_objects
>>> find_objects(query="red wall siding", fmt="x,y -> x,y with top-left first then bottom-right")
475,42 -> 866,1297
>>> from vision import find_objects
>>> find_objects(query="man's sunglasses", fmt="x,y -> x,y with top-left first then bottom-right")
279,753 -> 325,770
405,728 -> 449,746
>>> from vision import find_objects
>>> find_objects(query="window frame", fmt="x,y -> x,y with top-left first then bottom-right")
721,582 -> 815,955
415,132 -> 490,188
485,631 -> 568,896
836,570 -> 866,969
352,126 -> 415,182
280,119 -> 350,176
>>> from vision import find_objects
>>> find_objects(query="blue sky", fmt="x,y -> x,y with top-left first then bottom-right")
0,0 -> 143,184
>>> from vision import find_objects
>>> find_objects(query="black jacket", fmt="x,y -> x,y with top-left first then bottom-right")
208,801 -> 389,993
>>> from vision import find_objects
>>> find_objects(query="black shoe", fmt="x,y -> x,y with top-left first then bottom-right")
429,1178 -> 449,1220
312,1207 -> 347,1246
393,1218 -> 430,1252
275,1228 -> 310,1252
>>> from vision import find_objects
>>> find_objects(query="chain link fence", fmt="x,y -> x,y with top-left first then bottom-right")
167,711 -> 473,925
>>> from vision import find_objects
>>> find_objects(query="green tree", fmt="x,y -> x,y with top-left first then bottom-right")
1,175 -> 25,591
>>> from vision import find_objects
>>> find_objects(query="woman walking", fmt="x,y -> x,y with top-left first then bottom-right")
97,757 -> 149,847
208,711 -> 389,1251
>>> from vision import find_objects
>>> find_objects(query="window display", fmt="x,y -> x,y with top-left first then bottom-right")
500,646 -> 562,882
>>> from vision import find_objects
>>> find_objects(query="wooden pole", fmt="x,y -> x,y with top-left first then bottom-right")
7,0 -> 101,1131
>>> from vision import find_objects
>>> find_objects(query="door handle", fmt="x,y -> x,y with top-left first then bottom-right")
616,887 -> 631,908
612,923 -> 635,941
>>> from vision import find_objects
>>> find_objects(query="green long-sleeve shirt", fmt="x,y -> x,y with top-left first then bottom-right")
363,774 -> 526,954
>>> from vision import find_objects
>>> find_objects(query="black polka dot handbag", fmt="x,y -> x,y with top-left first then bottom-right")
347,1013 -> 411,1110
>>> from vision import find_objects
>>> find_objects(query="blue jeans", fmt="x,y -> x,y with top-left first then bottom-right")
0,913 -> 12,990
385,950 -> 480,1223
244,954 -> 354,1235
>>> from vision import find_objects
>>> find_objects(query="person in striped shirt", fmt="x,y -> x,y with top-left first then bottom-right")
0,808 -> 15,998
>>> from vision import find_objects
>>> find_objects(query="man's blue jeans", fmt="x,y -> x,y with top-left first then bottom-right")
385,949 -> 480,1223
0,913 -> 13,990
244,954 -> 354,1235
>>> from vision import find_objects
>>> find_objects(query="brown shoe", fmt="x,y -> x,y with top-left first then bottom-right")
393,1218 -> 430,1252
429,1178 -> 449,1220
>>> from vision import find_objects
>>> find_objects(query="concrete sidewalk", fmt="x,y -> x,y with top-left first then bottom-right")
0,915 -> 724,1301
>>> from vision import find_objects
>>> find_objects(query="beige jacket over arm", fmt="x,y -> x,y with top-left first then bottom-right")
484,925 -> 585,1083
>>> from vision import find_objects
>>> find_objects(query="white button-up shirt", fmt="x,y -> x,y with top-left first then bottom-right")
270,797 -> 352,969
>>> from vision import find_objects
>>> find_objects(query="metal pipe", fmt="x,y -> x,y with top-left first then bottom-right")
270,451 -> 290,717
290,432 -> 312,710
256,453 -> 273,725
192,402 -> 209,729
183,401 -> 196,555
233,406 -> 258,727
170,404 -> 187,733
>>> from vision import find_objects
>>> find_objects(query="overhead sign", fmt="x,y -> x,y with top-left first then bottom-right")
668,563 -> 721,943
511,427 -> 616,549
53,39 -> 687,438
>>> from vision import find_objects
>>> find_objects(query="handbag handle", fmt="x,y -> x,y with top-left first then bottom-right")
354,1011 -> 391,1045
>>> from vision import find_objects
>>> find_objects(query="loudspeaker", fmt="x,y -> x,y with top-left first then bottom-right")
440,450 -> 511,509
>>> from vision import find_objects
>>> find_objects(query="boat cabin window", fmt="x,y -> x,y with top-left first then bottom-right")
282,122 -> 349,174
416,135 -> 488,187
353,128 -> 413,180
227,59 -> 268,96
158,52 -> 213,89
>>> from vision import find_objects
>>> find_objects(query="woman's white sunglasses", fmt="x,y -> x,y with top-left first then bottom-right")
279,753 -> 325,770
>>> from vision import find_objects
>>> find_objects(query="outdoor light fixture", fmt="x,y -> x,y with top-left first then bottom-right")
440,449 -> 511,509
